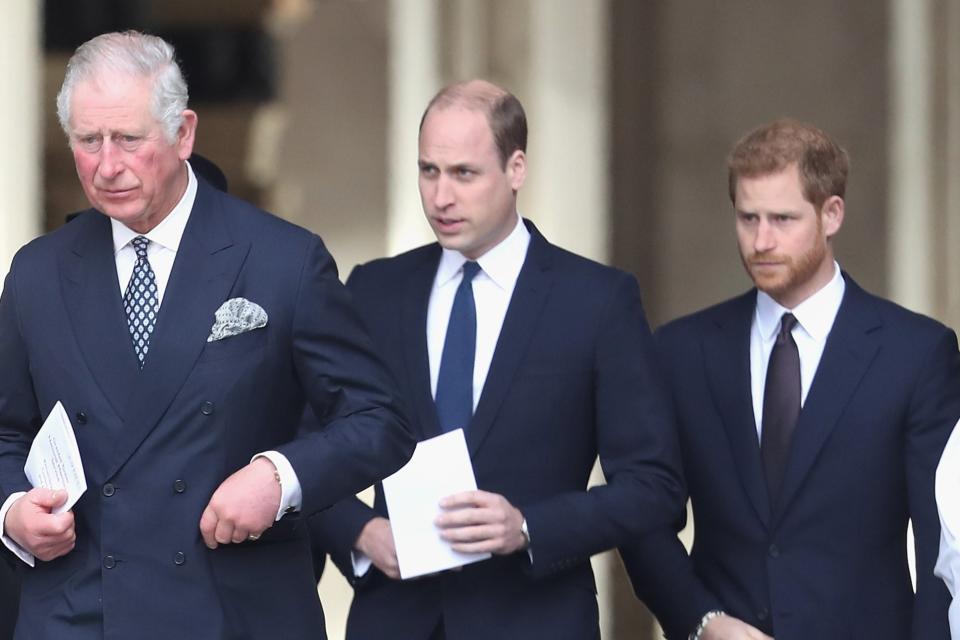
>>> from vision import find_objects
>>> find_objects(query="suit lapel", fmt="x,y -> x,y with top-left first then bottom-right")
774,276 -> 881,521
466,222 -> 553,458
703,291 -> 773,526
402,247 -> 443,440
108,184 -> 250,477
60,212 -> 140,419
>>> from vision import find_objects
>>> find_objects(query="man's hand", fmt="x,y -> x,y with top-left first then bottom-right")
435,490 -> 526,555
199,457 -> 281,549
355,517 -> 400,579
701,614 -> 774,640
4,489 -> 75,561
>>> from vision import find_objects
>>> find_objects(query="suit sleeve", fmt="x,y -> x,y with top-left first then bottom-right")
276,235 -> 415,517
290,255 -> 400,587
906,327 -> 960,640
520,273 -> 686,579
0,255 -> 42,510
618,324 -> 724,639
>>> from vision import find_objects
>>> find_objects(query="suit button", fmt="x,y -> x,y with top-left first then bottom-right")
173,479 -> 187,493
103,555 -> 116,569
768,544 -> 779,558
757,608 -> 769,621
102,483 -> 115,497
201,401 -> 215,416
173,551 -> 186,566
75,411 -> 87,425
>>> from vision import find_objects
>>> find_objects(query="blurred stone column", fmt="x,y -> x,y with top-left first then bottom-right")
523,0 -> 610,264
0,2 -> 42,284
386,0 -> 441,255
888,0 -> 960,330
889,0 -> 935,315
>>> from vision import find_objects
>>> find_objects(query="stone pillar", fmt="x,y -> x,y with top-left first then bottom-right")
386,0 -> 441,256
0,2 -> 42,285
889,0 -> 934,314
524,0 -> 610,262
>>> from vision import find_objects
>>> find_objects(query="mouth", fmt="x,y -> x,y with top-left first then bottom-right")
747,255 -> 787,269
99,187 -> 137,199
432,216 -> 465,233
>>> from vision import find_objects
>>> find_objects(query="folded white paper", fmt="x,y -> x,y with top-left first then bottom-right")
382,429 -> 490,579
24,401 -> 87,513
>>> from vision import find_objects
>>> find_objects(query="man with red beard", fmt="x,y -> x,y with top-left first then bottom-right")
620,119 -> 960,640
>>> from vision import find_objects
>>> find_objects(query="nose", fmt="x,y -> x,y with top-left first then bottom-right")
97,140 -> 124,180
754,218 -> 776,253
433,175 -> 454,210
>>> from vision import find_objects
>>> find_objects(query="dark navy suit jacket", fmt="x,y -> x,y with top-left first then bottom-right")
312,221 -> 685,640
0,556 -> 16,640
0,178 -> 414,639
621,275 -> 960,640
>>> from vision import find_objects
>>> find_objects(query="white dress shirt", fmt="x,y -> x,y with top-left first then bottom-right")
1,162 -> 300,566
750,262 -> 845,438
935,419 -> 960,637
427,216 -> 530,410
352,215 -> 530,576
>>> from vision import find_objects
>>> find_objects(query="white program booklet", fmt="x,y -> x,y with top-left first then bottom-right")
382,428 -> 491,579
24,401 -> 87,513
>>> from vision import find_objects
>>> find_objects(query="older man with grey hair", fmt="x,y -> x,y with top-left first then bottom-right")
0,30 -> 414,640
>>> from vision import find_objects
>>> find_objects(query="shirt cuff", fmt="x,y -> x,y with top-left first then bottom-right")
350,550 -> 373,577
1,492 -> 35,567
252,451 -> 302,521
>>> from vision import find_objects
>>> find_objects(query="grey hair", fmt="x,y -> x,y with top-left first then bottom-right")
56,31 -> 189,143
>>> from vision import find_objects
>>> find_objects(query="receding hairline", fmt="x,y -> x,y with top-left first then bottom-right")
420,80 -> 510,129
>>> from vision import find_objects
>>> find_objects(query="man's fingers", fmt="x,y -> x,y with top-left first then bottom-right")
213,518 -> 235,546
439,490 -> 489,509
435,507 -> 496,528
199,507 -> 219,549
439,524 -> 499,543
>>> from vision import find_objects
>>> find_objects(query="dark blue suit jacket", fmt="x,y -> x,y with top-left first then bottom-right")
0,556 -> 17,640
621,275 -> 960,640
311,221 -> 684,640
0,178 -> 414,640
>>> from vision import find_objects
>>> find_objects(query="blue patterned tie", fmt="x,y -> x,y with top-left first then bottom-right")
123,236 -> 160,369
435,261 -> 481,432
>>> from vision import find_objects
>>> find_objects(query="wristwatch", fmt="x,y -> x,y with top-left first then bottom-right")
690,610 -> 725,640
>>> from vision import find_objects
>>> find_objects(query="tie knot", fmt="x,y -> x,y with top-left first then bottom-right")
131,236 -> 150,259
461,261 -> 481,283
779,313 -> 798,338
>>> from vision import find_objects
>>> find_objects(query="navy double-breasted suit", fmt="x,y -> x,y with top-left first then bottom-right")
312,221 -> 684,640
622,275 -> 960,639
0,178 -> 414,639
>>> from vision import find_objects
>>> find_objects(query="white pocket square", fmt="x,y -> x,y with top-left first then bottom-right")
207,298 -> 268,342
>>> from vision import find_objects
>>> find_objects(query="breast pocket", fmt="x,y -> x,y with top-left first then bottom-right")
197,327 -> 268,363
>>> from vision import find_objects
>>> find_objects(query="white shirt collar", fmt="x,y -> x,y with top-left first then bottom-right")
435,214 -> 531,289
755,261 -> 846,342
111,161 -> 197,254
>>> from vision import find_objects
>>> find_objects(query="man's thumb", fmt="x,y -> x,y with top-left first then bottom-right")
33,488 -> 67,509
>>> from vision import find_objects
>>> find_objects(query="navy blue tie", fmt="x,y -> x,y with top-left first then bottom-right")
435,261 -> 481,433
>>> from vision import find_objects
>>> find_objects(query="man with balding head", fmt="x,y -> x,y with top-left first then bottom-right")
310,80 -> 684,639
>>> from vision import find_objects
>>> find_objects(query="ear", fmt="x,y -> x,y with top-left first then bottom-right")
506,150 -> 527,191
820,195 -> 844,239
176,109 -> 199,161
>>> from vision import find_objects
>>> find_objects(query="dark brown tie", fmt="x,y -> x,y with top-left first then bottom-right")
760,313 -> 800,507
